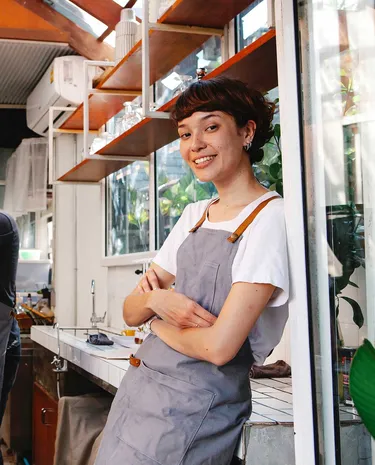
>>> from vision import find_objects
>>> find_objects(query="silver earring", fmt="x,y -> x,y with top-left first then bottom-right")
244,141 -> 252,151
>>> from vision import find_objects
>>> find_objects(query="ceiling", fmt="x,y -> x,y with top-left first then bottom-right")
0,0 -> 136,107
0,41 -> 74,105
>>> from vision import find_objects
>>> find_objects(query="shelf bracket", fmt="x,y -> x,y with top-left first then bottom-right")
148,22 -> 223,36
83,60 -> 116,159
90,89 -> 142,97
142,0 -> 170,120
48,106 -> 78,183
87,154 -> 150,162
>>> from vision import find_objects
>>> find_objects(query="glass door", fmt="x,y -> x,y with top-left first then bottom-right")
278,0 -> 375,464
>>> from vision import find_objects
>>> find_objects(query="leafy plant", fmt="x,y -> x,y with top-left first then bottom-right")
349,339 -> 375,439
327,204 -> 365,332
253,100 -> 283,196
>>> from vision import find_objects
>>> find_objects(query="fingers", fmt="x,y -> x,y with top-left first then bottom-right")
186,315 -> 212,328
146,269 -> 160,290
192,304 -> 217,325
138,269 -> 160,293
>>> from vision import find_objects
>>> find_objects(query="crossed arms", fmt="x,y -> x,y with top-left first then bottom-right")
123,263 -> 275,366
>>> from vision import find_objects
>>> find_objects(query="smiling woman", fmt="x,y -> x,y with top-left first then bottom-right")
95,77 -> 289,465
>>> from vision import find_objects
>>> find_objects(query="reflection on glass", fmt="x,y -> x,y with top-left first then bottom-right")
297,0 -> 374,462
155,36 -> 222,107
237,0 -> 269,50
0,186 -> 5,210
16,212 -> 36,249
156,140 -> 217,248
106,161 -> 150,256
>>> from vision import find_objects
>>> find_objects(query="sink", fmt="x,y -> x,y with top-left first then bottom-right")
58,326 -> 122,341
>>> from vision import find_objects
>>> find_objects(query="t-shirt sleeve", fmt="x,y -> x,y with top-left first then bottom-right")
232,199 -> 289,307
152,204 -> 193,276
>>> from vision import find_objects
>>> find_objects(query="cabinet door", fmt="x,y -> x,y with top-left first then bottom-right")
33,382 -> 58,465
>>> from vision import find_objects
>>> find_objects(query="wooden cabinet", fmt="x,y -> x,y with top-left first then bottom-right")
32,382 -> 58,465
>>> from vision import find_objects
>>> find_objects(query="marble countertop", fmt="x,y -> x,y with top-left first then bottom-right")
31,325 -> 129,389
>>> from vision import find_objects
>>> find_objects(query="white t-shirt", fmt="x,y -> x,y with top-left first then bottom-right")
153,191 -> 289,365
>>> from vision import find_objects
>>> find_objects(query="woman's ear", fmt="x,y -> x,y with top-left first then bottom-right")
244,120 -> 256,144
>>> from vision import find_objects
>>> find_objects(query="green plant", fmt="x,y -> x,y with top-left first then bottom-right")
350,339 -> 375,439
253,100 -> 283,195
328,203 -> 365,333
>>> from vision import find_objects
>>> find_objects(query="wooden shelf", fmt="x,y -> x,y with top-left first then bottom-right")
58,30 -> 277,183
60,0 -> 253,131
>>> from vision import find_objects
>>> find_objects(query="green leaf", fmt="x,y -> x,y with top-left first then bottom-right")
275,179 -> 283,196
127,213 -> 138,226
274,124 -> 281,139
340,296 -> 364,328
348,281 -> 359,288
139,210 -> 149,224
269,163 -> 281,180
350,339 -> 375,439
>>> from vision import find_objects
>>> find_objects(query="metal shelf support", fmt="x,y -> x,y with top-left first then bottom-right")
83,60 -> 115,159
48,106 -> 78,183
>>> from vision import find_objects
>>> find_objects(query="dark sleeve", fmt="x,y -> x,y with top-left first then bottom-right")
0,213 -> 19,308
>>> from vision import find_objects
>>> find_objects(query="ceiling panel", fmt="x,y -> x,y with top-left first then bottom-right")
0,40 -> 75,105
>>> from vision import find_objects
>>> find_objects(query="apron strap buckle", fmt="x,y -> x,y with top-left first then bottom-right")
129,355 -> 141,368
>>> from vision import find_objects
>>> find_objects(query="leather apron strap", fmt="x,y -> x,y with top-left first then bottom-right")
189,198 -> 219,233
227,196 -> 278,243
189,196 -> 278,242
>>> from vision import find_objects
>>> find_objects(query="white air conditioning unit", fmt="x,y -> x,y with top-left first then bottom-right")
26,56 -> 97,136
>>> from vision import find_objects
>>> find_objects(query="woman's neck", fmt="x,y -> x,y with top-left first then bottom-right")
214,160 -> 268,209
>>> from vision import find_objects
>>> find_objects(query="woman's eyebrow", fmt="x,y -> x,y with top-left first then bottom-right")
201,113 -> 222,121
178,113 -> 222,129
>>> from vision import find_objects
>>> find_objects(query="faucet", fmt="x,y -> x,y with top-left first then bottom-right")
51,322 -> 68,373
90,279 -> 106,328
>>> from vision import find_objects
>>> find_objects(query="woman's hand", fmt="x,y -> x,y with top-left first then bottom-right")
149,289 -> 217,329
136,269 -> 161,293
137,269 -> 216,328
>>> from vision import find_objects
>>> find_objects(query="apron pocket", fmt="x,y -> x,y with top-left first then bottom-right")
195,261 -> 219,313
115,361 -> 215,465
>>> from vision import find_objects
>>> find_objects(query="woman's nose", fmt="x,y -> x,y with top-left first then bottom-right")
190,133 -> 206,152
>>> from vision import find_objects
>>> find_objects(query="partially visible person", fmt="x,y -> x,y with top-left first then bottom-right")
0,212 -> 21,465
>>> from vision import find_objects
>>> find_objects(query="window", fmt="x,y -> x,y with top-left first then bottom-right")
16,212 -> 36,249
155,36 -> 222,107
43,0 -> 107,37
106,161 -> 150,256
156,141 -> 217,249
236,0 -> 269,51
0,148 -> 12,210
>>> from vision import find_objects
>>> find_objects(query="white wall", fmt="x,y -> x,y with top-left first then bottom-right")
54,134 -> 107,327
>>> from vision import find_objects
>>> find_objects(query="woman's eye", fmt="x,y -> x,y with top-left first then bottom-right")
179,132 -> 190,140
206,125 -> 218,132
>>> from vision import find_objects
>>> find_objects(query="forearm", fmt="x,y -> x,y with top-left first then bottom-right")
123,293 -> 155,327
151,319 -> 222,365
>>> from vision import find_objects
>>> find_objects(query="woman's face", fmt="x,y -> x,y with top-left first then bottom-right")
177,111 -> 254,184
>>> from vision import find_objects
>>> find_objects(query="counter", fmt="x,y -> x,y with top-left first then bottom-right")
31,326 -> 129,390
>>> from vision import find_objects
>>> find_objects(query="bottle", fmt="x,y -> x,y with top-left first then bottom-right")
115,9 -> 139,66
27,293 -> 33,308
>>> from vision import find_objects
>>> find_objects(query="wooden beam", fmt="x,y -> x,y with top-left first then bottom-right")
13,0 -> 114,61
69,0 -> 122,29
0,27 -> 68,43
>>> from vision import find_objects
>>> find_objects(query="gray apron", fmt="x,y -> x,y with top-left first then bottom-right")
95,197 -> 276,465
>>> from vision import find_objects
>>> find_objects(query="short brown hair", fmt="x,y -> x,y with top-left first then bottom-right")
171,77 -> 275,164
